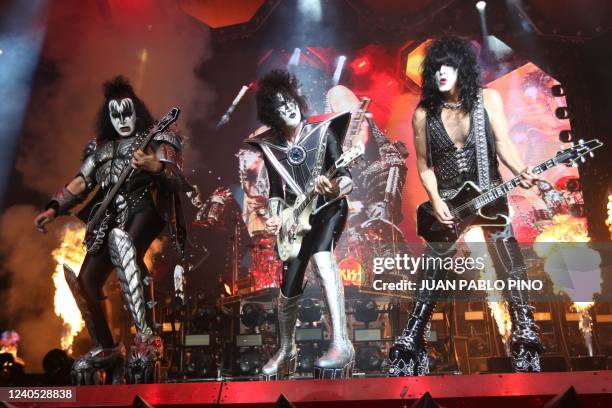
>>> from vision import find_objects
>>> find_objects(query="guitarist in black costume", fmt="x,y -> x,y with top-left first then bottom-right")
388,37 -> 543,376
247,70 -> 355,380
33,76 -> 191,384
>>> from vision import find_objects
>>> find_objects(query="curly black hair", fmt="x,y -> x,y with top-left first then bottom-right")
95,75 -> 154,143
419,36 -> 481,114
256,69 -> 308,131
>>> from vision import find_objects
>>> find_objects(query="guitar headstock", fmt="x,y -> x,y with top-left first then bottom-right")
555,138 -> 603,167
335,144 -> 365,169
155,107 -> 181,133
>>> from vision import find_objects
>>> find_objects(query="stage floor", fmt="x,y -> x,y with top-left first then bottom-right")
7,370 -> 612,407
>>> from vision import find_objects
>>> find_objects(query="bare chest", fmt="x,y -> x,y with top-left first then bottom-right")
440,109 -> 471,148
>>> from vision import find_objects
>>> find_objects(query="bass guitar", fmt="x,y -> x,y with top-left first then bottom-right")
84,107 -> 181,253
416,139 -> 603,254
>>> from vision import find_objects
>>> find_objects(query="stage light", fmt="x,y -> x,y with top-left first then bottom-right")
0,1 -> 48,205
332,55 -> 346,85
191,305 -> 213,332
551,84 -> 566,97
298,0 -> 322,22
559,130 -> 575,143
0,49 -> 3,56
351,57 -> 371,75
186,350 -> 213,377
355,346 -> 384,371
241,303 -> 266,328
354,299 -> 378,323
298,298 -> 321,323
476,1 -> 486,11
238,350 -> 265,375
555,107 -> 570,119
287,48 -> 301,67
297,344 -> 317,372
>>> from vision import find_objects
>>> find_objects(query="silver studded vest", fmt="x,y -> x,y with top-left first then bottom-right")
426,101 -> 501,199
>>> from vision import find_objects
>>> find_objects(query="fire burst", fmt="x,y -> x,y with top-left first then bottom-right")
534,214 -> 601,356
464,228 -> 513,354
51,224 -> 86,352
606,194 -> 612,239
570,302 -> 595,356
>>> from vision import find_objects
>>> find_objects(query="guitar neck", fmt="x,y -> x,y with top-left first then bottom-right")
293,165 -> 338,216
86,130 -> 160,232
471,158 -> 557,210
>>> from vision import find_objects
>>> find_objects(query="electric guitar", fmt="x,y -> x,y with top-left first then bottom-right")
416,139 -> 603,254
84,107 -> 181,254
276,98 -> 371,261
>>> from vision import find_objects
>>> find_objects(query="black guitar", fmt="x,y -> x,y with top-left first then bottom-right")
416,139 -> 603,254
84,107 -> 181,253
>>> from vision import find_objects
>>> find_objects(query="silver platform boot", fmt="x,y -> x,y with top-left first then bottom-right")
312,251 -> 354,379
64,265 -> 126,385
262,293 -> 300,380
109,228 -> 162,384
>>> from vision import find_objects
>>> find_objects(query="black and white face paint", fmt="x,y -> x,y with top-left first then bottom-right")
275,93 -> 301,128
108,98 -> 136,137
435,65 -> 458,93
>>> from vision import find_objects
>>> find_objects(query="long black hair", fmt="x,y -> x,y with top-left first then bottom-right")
95,75 -> 154,143
256,69 -> 308,131
419,36 -> 481,114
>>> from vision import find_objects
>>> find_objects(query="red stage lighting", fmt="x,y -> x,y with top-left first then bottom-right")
351,57 -> 371,74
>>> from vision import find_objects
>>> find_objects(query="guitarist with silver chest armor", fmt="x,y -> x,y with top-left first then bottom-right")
388,37 -> 543,377
33,76 -> 191,384
246,70 -> 355,380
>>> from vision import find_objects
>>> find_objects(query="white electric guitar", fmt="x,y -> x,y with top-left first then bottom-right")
276,98 -> 370,261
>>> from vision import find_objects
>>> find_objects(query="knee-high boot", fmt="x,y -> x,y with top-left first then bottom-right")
311,251 -> 354,379
108,228 -> 162,384
261,293 -> 300,380
64,265 -> 125,385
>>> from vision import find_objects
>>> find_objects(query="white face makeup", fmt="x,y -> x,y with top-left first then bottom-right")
275,93 -> 301,128
108,98 -> 136,137
435,65 -> 458,93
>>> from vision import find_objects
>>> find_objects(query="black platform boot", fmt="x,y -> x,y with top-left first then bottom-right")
388,302 -> 435,377
64,265 -> 126,385
509,303 -> 543,373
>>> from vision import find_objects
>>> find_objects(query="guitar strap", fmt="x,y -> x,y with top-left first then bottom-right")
473,91 -> 491,190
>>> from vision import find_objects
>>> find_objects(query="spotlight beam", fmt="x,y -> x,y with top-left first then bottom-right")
0,0 -> 49,207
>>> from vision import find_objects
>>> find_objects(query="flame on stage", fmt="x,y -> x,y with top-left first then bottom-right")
606,194 -> 612,239
534,214 -> 600,356
464,228 -> 513,354
51,224 -> 86,352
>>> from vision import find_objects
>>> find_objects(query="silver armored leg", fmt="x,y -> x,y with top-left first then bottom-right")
64,265 -> 125,385
262,293 -> 300,380
311,251 -> 354,379
108,228 -> 162,384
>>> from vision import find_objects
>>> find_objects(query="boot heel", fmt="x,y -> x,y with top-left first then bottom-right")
262,355 -> 297,381
313,359 -> 355,380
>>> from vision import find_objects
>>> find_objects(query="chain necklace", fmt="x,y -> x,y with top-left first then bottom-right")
442,100 -> 463,110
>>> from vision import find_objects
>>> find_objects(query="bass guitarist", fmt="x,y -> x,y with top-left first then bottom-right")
389,37 -> 543,376
246,70 -> 354,380
33,76 -> 191,384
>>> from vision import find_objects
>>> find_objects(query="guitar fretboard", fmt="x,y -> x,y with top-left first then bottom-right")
456,158 -> 558,215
